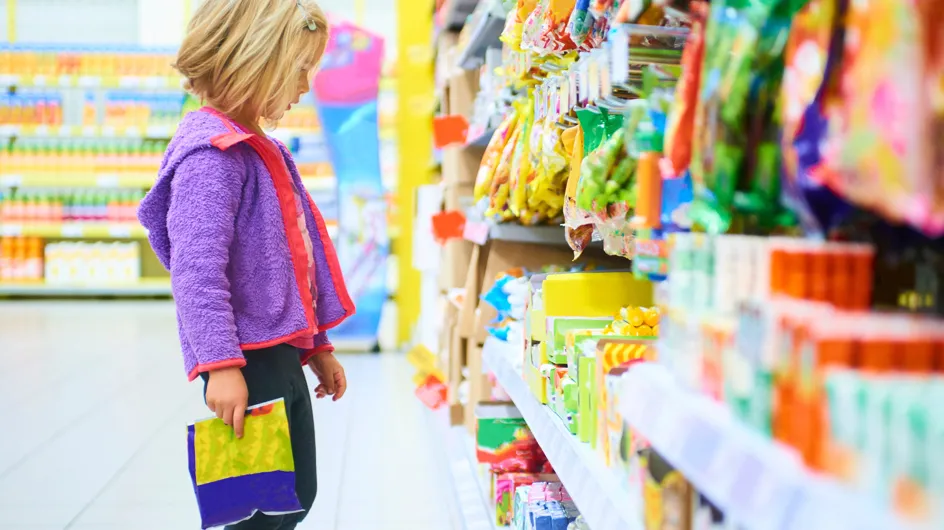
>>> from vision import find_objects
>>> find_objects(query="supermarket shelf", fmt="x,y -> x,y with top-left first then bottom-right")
429,407 -> 496,530
1,173 -> 155,188
466,126 -> 495,148
301,176 -> 337,192
618,363 -> 915,530
489,224 -> 566,245
456,9 -> 506,70
440,0 -> 480,31
0,74 -> 181,90
0,124 -> 175,139
0,222 -> 147,239
482,337 -> 643,530
0,280 -> 171,297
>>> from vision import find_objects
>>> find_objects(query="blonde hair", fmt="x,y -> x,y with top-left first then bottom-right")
175,0 -> 329,128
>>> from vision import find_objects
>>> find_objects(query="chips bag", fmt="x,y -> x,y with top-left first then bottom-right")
475,111 -> 521,201
188,399 -> 302,529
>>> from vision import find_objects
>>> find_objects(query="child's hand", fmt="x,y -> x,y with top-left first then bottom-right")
307,353 -> 347,401
206,367 -> 249,438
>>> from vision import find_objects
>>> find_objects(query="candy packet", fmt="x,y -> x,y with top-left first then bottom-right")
510,101 -> 536,220
663,2 -> 707,177
476,111 -> 521,201
488,118 -> 525,221
818,0 -> 944,236
188,399 -> 302,529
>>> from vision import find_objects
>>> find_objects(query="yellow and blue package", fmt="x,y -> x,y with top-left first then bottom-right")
188,399 -> 302,529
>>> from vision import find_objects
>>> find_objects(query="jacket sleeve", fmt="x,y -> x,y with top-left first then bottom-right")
167,147 -> 246,375
300,331 -> 334,365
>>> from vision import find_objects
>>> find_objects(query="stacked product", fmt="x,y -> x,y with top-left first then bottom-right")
0,138 -> 168,177
0,44 -> 178,81
437,0 -> 942,527
43,241 -> 141,285
0,188 -> 144,223
0,237 -> 43,281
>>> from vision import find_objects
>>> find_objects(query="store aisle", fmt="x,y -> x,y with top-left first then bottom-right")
0,302 -> 457,530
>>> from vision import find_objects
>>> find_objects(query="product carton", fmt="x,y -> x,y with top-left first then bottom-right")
543,271 -> 654,319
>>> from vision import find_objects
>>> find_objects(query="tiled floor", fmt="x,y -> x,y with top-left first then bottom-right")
0,301 -> 458,530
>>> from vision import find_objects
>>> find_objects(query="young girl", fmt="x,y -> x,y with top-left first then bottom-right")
138,1 -> 354,528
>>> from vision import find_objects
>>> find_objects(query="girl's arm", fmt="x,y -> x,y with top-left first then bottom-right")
168,147 -> 246,374
300,331 -> 334,365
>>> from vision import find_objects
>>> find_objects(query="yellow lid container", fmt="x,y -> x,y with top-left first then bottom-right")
544,272 -> 654,318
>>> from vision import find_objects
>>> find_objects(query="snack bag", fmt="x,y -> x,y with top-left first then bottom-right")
510,102 -> 535,219
663,2 -> 707,177
188,399 -> 302,529
476,111 -> 521,201
819,0 -> 944,236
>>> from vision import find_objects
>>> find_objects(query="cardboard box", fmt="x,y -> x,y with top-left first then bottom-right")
440,239 -> 474,291
459,243 -> 490,339
444,182 -> 475,211
465,341 -> 490,434
472,241 -> 576,345
441,146 -> 482,185
448,68 -> 479,120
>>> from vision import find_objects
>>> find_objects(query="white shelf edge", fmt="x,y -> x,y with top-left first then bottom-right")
618,363 -> 921,530
428,407 -> 497,530
482,337 -> 643,530
0,282 -> 171,296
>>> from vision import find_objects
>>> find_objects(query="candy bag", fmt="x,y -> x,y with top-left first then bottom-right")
819,0 -> 944,236
663,2 -> 707,177
476,111 -> 521,201
510,102 -> 535,219
188,399 -> 302,529
489,120 -> 525,221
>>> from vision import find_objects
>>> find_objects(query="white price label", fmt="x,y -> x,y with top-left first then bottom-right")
0,75 -> 19,87
144,76 -> 166,88
32,75 -> 47,87
77,76 -> 101,88
577,59 -> 589,104
0,224 -> 22,237
119,76 -> 140,88
101,126 -> 117,138
58,75 -> 72,87
124,127 -> 142,138
108,225 -> 133,238
96,175 -> 120,188
0,175 -> 22,187
61,224 -> 84,238
610,27 -> 630,85
34,125 -> 50,137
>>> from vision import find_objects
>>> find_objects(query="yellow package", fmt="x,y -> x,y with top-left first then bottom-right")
475,111 -> 520,201
508,101 -> 534,219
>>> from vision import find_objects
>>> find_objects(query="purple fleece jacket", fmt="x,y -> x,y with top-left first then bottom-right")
138,109 -> 355,380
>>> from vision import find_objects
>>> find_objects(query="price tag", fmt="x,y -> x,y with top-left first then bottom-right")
0,175 -> 22,187
588,58 -> 600,102
35,125 -> 50,137
610,26 -> 630,85
577,58 -> 589,105
463,221 -> 489,245
124,127 -> 142,138
96,175 -> 120,188
61,224 -> 84,238
119,76 -> 140,88
32,75 -> 47,87
0,75 -> 18,87
101,126 -> 117,138
0,224 -> 22,237
82,125 -> 97,138
108,225 -> 133,238
144,76 -> 166,88
77,76 -> 101,88
57,75 -> 72,87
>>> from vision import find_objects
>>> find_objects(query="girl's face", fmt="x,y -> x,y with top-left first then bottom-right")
288,67 -> 312,110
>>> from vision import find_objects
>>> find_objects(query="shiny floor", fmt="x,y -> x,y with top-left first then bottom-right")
0,302 -> 457,530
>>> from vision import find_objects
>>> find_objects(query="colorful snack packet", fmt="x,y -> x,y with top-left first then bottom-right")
188,399 -> 302,529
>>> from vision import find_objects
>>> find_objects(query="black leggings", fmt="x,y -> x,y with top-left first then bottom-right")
201,344 -> 317,530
